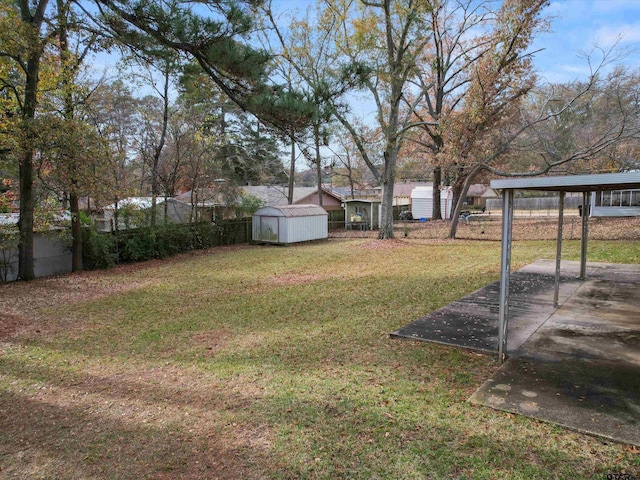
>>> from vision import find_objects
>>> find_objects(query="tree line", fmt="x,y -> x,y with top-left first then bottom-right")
2,0 -> 639,279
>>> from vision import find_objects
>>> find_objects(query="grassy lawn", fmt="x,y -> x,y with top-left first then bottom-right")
1,237 -> 639,479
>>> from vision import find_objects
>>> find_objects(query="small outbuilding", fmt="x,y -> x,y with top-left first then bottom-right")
343,199 -> 380,230
411,186 -> 453,220
252,204 -> 328,244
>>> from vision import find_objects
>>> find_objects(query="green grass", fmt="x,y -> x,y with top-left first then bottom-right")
1,239 -> 638,479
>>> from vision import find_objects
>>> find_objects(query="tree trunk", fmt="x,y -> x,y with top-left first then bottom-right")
113,198 -> 119,232
314,124 -> 323,206
151,69 -> 170,227
448,166 -> 482,239
18,46 -> 45,280
378,175 -> 395,239
378,143 -> 398,239
288,126 -> 295,205
432,166 -> 442,220
189,188 -> 196,223
164,194 -> 169,223
70,191 -> 83,271
58,0 -> 83,272
18,144 -> 35,281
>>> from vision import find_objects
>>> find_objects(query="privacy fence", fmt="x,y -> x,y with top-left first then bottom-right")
486,196 -> 583,212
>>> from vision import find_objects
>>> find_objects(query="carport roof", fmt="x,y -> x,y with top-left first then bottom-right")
490,171 -> 640,192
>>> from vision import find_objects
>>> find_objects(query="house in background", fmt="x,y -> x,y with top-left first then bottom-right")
171,190 -> 223,223
463,184 -> 494,208
168,185 -> 345,223
242,186 -> 343,212
98,197 -> 166,231
591,188 -> 640,217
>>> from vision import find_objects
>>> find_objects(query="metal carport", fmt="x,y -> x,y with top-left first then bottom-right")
490,171 -> 640,362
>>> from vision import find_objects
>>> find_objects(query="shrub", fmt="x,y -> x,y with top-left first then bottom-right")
0,227 -> 18,282
190,222 -> 224,249
117,221 -> 225,263
81,215 -> 116,270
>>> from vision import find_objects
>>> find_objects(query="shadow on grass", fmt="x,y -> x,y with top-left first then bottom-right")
1,340 -> 633,479
0,356 -> 271,479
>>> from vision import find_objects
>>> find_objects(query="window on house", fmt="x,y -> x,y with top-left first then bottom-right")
596,189 -> 640,207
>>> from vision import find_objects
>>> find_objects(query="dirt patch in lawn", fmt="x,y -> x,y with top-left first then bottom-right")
0,313 -> 27,342
0,272 -> 154,339
0,268 -> 152,315
0,245 -> 254,340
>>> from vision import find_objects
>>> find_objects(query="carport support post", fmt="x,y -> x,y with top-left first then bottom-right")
554,191 -> 565,308
498,189 -> 514,363
579,192 -> 591,280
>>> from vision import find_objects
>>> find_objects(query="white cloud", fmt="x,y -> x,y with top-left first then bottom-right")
590,23 -> 640,48
536,63 -> 593,84
591,0 -> 640,13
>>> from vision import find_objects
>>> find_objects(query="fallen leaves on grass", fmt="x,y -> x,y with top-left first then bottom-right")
358,239 -> 411,250
267,272 -> 329,287
330,216 -> 640,242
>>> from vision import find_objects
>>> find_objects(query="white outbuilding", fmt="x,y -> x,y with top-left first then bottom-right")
410,186 -> 453,220
252,204 -> 328,244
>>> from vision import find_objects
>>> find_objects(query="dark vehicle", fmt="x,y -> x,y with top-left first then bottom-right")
399,210 -> 413,220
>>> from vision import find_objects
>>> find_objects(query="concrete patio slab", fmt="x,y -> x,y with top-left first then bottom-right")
390,260 -> 584,354
392,259 -> 640,446
469,261 -> 640,446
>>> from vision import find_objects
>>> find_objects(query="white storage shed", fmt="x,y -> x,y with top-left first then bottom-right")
411,186 -> 453,220
252,204 -> 328,244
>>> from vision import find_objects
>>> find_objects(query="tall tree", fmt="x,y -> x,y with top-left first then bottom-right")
406,0 -> 548,220
303,0 -> 436,239
117,38 -> 184,226
53,0 -> 100,271
0,0 -> 51,279
90,0 -> 314,133
264,4 -> 339,206
445,49 -> 640,238
83,79 -> 141,228
178,63 -> 286,186
328,124 -> 373,197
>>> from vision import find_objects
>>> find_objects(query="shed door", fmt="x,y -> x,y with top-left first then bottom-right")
259,216 -> 279,242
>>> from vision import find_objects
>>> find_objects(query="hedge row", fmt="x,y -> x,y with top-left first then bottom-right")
82,220 -> 251,270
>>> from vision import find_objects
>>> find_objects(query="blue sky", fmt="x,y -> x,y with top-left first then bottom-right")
91,0 -> 640,109
532,0 -> 640,83
93,1 -> 640,84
